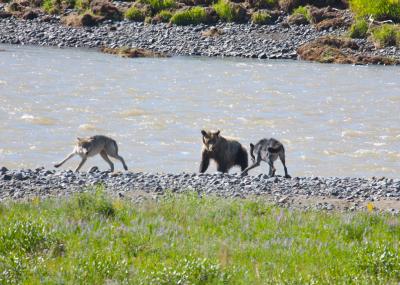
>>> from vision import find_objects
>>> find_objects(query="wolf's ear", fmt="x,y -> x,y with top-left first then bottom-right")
77,137 -> 82,141
250,143 -> 254,149
201,130 -> 207,137
215,130 -> 220,137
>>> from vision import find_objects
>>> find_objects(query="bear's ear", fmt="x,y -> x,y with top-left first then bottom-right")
215,130 -> 220,137
201,130 -> 207,137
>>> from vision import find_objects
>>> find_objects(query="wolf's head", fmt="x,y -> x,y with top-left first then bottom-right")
77,137 -> 93,155
201,130 -> 221,152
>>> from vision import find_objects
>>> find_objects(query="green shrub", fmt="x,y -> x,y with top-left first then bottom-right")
138,0 -> 176,14
145,257 -> 231,284
292,5 -> 311,21
213,0 -> 236,22
125,6 -> 146,21
372,24 -> 400,47
350,0 -> 400,22
170,7 -> 207,25
349,18 -> 369,38
42,0 -> 76,14
251,10 -> 273,24
156,10 -> 173,22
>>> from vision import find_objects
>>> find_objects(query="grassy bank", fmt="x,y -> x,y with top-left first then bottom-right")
0,187 -> 399,284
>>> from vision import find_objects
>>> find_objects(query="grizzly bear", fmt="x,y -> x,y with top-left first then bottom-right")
199,130 -> 248,173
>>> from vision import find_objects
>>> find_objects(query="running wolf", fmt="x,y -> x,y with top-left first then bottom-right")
54,135 -> 128,172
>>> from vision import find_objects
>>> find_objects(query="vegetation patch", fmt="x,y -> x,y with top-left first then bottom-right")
371,24 -> 400,48
124,6 -> 146,21
137,0 -> 176,14
0,188 -> 399,284
349,0 -> 400,22
100,46 -> 169,58
251,10 -> 273,24
292,5 -> 311,21
154,9 -> 173,22
170,6 -> 207,25
349,17 -> 368,38
213,0 -> 247,22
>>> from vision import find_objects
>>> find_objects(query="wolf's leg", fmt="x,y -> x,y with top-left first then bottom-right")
107,149 -> 128,171
116,155 -> 128,171
100,150 -> 114,172
268,158 -> 276,177
75,157 -> 87,172
54,152 -> 75,168
241,154 -> 261,175
279,152 -> 291,178
241,161 -> 260,175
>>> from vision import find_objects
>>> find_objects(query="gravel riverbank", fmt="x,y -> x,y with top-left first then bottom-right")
1,167 -> 399,213
1,5 -> 400,60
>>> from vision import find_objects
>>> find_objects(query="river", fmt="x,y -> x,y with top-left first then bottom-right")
0,44 -> 399,177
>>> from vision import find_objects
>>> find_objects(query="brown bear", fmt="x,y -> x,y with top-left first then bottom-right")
199,130 -> 248,173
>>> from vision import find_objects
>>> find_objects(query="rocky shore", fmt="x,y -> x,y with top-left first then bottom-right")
1,167 -> 399,213
1,4 -> 400,61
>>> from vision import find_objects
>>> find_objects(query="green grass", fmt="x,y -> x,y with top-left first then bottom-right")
137,0 -> 176,14
156,9 -> 174,22
372,23 -> 400,47
0,187 -> 399,284
349,18 -> 369,38
124,6 -> 146,21
251,10 -> 273,24
170,7 -> 207,25
349,0 -> 400,22
292,5 -> 311,22
213,0 -> 238,22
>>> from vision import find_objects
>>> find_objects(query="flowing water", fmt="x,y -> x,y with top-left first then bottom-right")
0,44 -> 399,177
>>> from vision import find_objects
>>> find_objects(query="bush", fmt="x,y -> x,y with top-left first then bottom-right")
137,0 -> 176,14
251,10 -> 273,24
170,7 -> 207,25
213,0 -> 235,21
349,18 -> 368,38
349,0 -> 400,22
156,10 -> 173,22
213,0 -> 246,22
372,24 -> 400,47
125,6 -> 146,21
292,5 -> 311,21
42,0 -> 76,14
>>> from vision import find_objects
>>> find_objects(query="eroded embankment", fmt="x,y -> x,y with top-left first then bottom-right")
1,167 -> 399,213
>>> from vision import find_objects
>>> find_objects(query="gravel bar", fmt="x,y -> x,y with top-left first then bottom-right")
1,6 -> 400,60
1,167 -> 399,213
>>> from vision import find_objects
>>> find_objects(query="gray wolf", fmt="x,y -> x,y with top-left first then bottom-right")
54,135 -> 128,172
241,138 -> 291,178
